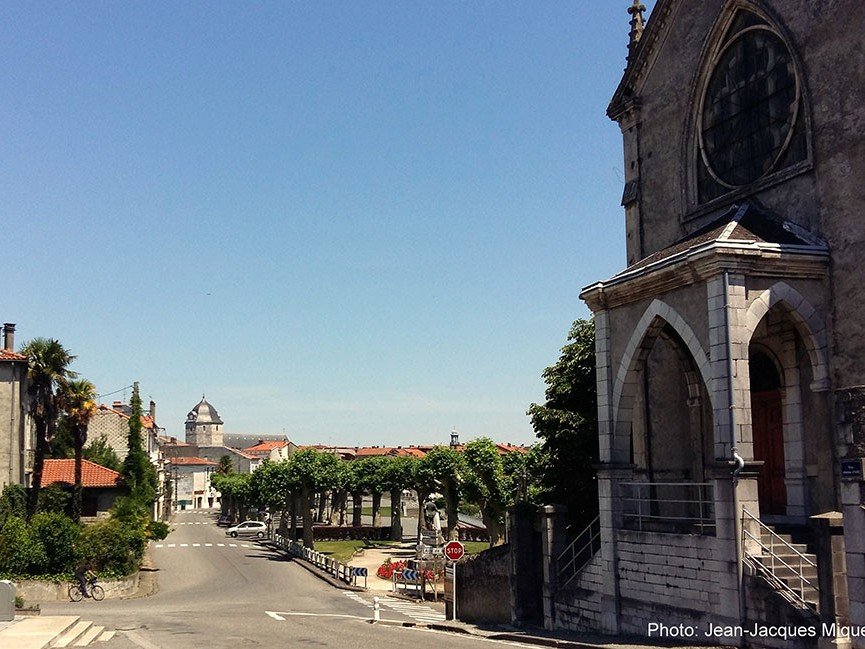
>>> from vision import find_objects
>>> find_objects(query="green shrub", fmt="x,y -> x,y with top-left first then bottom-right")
146,520 -> 170,542
29,512 -> 79,574
0,485 -> 26,522
0,516 -> 46,577
36,485 -> 71,516
77,519 -> 146,578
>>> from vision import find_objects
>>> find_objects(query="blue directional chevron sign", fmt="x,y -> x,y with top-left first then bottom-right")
401,569 -> 419,581
350,567 -> 368,577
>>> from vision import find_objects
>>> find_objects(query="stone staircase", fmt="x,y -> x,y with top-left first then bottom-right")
51,618 -> 114,646
752,527 -> 819,610
0,615 -> 114,649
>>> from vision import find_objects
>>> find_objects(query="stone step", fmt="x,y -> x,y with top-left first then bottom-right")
0,615 -> 80,649
767,563 -> 818,581
74,625 -> 104,647
53,620 -> 93,647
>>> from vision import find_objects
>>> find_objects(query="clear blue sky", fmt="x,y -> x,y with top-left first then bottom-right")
1,2 -> 655,446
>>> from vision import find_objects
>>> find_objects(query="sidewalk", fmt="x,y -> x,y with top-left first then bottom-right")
0,615 -> 79,649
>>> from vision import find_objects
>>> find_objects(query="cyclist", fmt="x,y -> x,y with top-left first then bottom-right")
74,561 -> 96,598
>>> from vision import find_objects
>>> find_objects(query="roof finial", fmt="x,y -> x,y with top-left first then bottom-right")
627,0 -> 647,63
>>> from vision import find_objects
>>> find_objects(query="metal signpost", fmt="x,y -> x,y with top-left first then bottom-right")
443,540 -> 464,621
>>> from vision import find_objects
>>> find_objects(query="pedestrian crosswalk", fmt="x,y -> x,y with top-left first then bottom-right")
341,591 -> 446,623
154,542 -> 256,549
173,521 -> 214,525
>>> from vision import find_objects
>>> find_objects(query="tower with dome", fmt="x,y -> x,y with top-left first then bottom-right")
184,395 -> 224,447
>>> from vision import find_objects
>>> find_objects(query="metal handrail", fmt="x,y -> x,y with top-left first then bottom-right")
556,516 -> 601,588
620,482 -> 715,534
741,508 -> 818,611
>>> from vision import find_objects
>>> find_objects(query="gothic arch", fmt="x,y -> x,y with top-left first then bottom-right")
612,299 -> 715,432
744,282 -> 830,390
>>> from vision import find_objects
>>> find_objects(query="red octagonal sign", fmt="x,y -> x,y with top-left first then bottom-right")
444,540 -> 465,561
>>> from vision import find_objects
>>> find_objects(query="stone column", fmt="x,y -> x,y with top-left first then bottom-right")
596,463 -> 633,634
539,505 -> 568,630
811,511 -> 850,648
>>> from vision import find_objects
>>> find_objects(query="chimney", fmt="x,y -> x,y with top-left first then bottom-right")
112,400 -> 124,411
450,428 -> 459,448
149,400 -> 157,422
3,323 -> 15,352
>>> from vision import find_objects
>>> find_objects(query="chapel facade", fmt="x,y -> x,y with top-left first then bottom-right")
558,1 -> 865,646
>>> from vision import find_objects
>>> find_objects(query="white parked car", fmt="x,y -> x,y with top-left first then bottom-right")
225,520 -> 268,539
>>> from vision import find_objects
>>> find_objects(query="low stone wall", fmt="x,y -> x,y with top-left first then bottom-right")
15,573 -> 139,602
555,552 -> 604,632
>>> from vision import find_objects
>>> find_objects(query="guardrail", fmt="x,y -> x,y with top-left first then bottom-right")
272,533 -> 368,587
620,482 -> 715,535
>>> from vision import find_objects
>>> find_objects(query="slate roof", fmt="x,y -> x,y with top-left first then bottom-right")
187,395 -> 223,425
616,203 -> 828,276
42,459 -> 123,488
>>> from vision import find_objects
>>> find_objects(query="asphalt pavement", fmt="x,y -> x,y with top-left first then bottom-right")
39,510 -> 516,649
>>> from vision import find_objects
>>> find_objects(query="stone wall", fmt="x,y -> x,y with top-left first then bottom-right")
554,552 -> 604,632
15,573 -> 139,602
456,543 -> 511,625
744,575 -> 820,649
616,530 -> 730,635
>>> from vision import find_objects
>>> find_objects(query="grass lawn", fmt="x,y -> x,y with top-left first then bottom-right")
355,506 -> 392,518
462,541 -> 491,555
315,539 -> 402,563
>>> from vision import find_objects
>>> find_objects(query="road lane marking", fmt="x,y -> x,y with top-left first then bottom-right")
229,543 -> 237,547
167,544 -> 175,548
266,611 -> 391,622
155,544 -> 163,548
205,543 -> 213,547
218,543 -> 225,546
180,544 -> 188,547
266,611 -> 286,621
193,543 -> 200,547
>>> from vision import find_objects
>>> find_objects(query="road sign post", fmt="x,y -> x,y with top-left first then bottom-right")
443,541 -> 464,621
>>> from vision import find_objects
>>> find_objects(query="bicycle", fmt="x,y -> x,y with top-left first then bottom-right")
69,577 -> 105,602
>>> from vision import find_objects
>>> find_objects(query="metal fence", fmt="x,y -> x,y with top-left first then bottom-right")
556,516 -> 601,588
272,533 -> 368,587
619,482 -> 715,535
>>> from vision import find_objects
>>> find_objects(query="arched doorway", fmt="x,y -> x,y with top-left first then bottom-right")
750,350 -> 786,516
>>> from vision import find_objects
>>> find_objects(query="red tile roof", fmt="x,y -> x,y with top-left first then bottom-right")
242,440 -> 289,454
168,457 -> 218,466
0,349 -> 26,361
42,459 -> 123,488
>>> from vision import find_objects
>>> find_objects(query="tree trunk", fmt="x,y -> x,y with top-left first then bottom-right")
482,507 -> 506,547
26,416 -> 49,519
337,492 -> 347,526
416,489 -> 430,539
317,491 -> 327,522
444,482 -> 459,540
329,490 -> 344,526
390,489 -> 402,541
290,495 -> 298,540
351,493 -> 363,527
278,499 -> 289,536
371,492 -> 382,528
302,486 -> 315,549
72,432 -> 83,523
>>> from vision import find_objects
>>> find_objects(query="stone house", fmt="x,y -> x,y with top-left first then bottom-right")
0,324 -> 32,490
166,456 -> 218,510
550,1 -> 865,647
41,459 -> 126,518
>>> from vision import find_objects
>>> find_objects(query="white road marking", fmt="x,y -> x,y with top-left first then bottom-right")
218,543 -> 225,547
167,544 -> 176,548
266,611 -> 389,622
266,611 -> 285,621
193,543 -> 200,547
180,544 -> 189,547
155,544 -> 163,548
229,544 -> 237,547
205,543 -> 213,547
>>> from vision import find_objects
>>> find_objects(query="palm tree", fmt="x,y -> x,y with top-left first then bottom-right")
61,378 -> 97,522
21,338 -> 76,519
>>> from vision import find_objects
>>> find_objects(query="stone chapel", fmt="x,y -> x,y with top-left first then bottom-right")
549,1 -> 865,647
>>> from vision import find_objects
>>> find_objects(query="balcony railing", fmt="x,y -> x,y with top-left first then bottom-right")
620,482 -> 715,535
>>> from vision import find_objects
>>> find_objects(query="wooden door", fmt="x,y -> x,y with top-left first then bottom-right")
752,390 -> 786,515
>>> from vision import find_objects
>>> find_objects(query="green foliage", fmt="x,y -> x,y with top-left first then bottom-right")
216,455 -> 234,475
527,318 -> 599,527
30,512 -> 79,570
0,516 -> 42,577
76,518 -> 146,578
36,485 -> 71,516
49,417 -> 75,459
146,520 -> 170,542
121,383 -> 157,507
0,484 -> 27,523
83,435 -> 122,472
419,446 -> 465,539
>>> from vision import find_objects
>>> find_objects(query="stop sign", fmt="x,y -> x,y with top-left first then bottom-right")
444,540 -> 465,561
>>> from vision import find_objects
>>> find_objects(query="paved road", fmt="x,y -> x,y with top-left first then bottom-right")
41,510 -> 502,649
